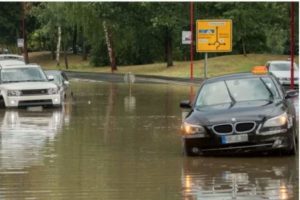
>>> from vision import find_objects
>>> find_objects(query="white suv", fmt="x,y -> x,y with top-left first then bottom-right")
265,60 -> 299,86
0,63 -> 62,108
0,54 -> 25,65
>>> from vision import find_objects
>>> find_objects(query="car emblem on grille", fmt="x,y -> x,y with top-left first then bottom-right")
231,118 -> 236,122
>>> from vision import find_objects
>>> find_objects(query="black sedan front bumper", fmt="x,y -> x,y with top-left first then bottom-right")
183,130 -> 294,156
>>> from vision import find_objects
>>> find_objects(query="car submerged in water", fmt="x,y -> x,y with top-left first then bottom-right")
180,68 -> 298,156
45,70 -> 70,101
0,63 -> 62,108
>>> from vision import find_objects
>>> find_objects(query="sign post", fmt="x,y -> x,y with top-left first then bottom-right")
204,53 -> 208,79
196,19 -> 232,79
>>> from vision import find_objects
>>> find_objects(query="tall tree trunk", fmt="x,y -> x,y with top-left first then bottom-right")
238,15 -> 247,57
22,3 -> 29,64
51,40 -> 55,60
242,36 -> 247,57
63,41 -> 68,69
103,21 -> 117,72
56,26 -> 61,66
72,25 -> 77,54
23,29 -> 29,64
82,40 -> 88,61
165,28 -> 173,67
79,26 -> 87,60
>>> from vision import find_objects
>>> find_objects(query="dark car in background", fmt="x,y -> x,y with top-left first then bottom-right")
180,70 -> 298,156
45,70 -> 70,101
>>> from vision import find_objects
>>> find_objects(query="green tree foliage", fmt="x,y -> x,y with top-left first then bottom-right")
32,2 -> 74,67
0,3 -> 21,47
24,2 -> 300,67
148,3 -> 189,67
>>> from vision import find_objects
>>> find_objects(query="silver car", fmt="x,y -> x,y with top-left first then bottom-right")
266,61 -> 299,86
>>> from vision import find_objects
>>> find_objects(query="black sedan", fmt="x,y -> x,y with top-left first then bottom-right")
180,72 -> 298,156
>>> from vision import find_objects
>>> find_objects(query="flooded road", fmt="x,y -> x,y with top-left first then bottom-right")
0,80 -> 298,199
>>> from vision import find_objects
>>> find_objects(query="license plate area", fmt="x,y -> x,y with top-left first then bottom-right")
221,134 -> 248,144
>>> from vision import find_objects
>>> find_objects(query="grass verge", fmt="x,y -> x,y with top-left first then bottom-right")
29,51 -> 299,78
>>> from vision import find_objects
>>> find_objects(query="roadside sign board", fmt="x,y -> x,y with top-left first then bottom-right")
182,31 -> 191,45
196,19 -> 232,52
17,38 -> 24,48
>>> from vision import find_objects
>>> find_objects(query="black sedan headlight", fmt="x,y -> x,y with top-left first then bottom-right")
181,122 -> 206,135
258,112 -> 292,135
263,112 -> 288,127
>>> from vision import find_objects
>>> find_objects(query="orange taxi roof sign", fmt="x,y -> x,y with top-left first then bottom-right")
252,66 -> 268,75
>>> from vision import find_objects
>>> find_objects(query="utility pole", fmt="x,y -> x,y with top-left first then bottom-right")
22,2 -> 29,64
190,2 -> 194,80
290,2 -> 295,89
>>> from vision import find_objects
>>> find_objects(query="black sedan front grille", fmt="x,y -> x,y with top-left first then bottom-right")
21,89 -> 48,96
212,121 -> 257,135
235,122 -> 256,133
212,124 -> 233,135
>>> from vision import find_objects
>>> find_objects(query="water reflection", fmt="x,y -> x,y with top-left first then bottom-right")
182,157 -> 298,200
0,108 -> 68,170
124,83 -> 136,113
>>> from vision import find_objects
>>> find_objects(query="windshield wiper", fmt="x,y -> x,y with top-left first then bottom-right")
224,81 -> 236,108
1,80 -> 22,83
260,78 -> 274,102
22,80 -> 45,82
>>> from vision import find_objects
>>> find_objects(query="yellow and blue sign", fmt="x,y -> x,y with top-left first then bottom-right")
196,19 -> 232,52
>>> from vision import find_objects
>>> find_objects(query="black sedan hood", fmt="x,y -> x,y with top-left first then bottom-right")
185,100 -> 287,125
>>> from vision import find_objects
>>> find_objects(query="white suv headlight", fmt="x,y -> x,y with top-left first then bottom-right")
263,112 -> 288,128
48,88 -> 58,95
7,90 -> 22,96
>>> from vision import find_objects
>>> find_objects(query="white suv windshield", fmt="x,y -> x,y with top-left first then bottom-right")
1,67 -> 47,83
196,77 -> 279,107
270,63 -> 298,71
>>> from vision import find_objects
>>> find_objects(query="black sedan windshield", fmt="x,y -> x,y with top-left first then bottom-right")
195,77 -> 279,108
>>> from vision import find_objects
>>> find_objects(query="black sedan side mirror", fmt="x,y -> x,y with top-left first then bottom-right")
285,89 -> 299,99
180,100 -> 192,109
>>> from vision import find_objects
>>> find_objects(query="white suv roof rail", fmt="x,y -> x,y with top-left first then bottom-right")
1,63 -> 40,68
0,54 -> 24,61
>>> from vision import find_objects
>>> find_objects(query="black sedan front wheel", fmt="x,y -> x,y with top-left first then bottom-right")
288,128 -> 298,155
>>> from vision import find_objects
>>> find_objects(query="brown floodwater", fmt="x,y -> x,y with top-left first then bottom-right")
0,80 -> 298,200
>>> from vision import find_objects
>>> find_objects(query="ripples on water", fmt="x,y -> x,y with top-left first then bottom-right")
181,157 -> 298,200
0,81 -> 298,199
